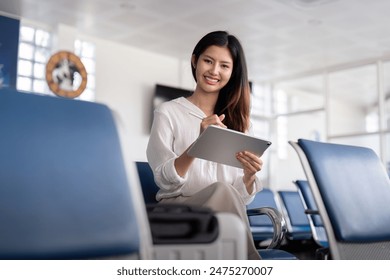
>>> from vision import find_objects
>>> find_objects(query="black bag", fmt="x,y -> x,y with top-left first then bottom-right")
146,204 -> 219,244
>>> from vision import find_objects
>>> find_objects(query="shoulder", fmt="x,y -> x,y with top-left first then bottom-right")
155,97 -> 187,114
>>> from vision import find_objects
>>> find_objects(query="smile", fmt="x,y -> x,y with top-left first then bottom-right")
204,76 -> 220,83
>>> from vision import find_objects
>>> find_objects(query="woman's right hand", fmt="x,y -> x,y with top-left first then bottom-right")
200,114 -> 227,134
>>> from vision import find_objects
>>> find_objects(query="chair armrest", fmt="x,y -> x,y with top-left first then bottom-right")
247,206 -> 287,249
304,209 -> 320,215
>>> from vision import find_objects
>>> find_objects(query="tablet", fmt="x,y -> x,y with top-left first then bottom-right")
187,125 -> 272,168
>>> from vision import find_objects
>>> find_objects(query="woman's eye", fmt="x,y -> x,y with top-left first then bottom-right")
204,59 -> 212,64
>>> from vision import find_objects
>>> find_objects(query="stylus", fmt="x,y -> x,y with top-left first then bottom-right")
188,112 -> 204,120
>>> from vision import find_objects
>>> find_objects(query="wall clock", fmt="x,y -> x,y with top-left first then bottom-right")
45,50 -> 87,98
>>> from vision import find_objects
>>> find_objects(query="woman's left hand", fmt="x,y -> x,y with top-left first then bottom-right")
236,151 -> 263,193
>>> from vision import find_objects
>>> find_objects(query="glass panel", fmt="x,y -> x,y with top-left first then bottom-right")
20,26 -> 34,42
33,79 -> 46,93
87,74 -> 95,89
270,111 -> 326,189
251,83 -> 273,118
18,60 -> 33,76
383,61 -> 390,131
81,57 -> 95,74
34,47 -> 50,63
385,133 -> 390,177
81,41 -> 95,58
273,75 -> 324,114
329,134 -> 380,158
35,29 -> 50,47
78,88 -> 94,101
17,77 -> 32,91
19,42 -> 34,60
328,64 -> 378,136
33,63 -> 45,79
74,40 -> 95,101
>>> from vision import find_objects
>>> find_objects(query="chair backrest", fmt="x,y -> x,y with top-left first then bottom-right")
294,180 -> 323,227
293,180 -> 328,248
290,138 -> 390,259
135,161 -> 159,204
0,89 -> 151,259
246,188 -> 279,242
277,191 -> 311,240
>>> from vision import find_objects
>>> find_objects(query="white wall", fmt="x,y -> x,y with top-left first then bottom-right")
55,24 -> 195,162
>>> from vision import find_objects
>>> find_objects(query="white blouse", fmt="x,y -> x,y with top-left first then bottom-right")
146,97 -> 262,204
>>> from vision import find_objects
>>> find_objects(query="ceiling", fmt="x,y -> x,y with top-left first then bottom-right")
2,0 -> 390,84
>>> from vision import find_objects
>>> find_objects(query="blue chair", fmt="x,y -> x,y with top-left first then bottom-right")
294,180 -> 329,248
135,161 -> 159,204
246,188 -> 286,248
290,139 -> 390,259
0,88 -> 151,259
277,190 -> 312,241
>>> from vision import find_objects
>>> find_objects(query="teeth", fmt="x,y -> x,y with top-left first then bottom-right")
205,76 -> 219,82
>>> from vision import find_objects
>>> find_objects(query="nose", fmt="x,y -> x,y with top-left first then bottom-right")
209,64 -> 219,75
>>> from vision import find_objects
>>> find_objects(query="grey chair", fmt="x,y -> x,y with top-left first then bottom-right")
290,139 -> 390,259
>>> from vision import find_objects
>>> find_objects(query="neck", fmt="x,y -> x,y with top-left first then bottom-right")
188,87 -> 219,116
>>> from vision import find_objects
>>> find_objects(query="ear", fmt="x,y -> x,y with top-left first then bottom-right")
191,55 -> 197,69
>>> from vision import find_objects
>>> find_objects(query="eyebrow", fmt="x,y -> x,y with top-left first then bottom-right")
203,54 -> 232,65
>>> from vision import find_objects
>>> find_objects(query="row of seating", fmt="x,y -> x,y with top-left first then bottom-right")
0,88 -> 297,260
3,88 -> 389,260
247,187 -> 313,248
140,139 -> 390,260
246,180 -> 331,259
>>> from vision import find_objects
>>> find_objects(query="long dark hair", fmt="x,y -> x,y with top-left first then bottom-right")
191,31 -> 250,133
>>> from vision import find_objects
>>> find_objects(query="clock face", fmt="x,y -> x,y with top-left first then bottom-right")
45,51 -> 88,98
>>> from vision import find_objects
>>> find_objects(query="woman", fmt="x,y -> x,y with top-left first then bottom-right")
147,31 -> 263,260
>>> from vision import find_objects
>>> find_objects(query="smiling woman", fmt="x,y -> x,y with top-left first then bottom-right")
147,31 -> 264,260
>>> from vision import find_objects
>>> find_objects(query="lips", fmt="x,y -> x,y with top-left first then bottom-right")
204,76 -> 220,84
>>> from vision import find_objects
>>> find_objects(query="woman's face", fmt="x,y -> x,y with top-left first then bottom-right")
193,45 -> 233,94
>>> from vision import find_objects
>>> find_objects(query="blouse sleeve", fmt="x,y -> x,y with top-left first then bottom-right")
146,109 -> 187,191
233,175 -> 262,205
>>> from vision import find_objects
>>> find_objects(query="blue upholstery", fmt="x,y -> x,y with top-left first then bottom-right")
135,161 -> 159,204
0,89 -> 141,259
294,180 -> 323,227
291,139 -> 390,259
259,249 -> 298,260
294,180 -> 328,248
298,139 -> 390,242
277,191 -> 312,240
247,188 -> 278,236
246,189 -> 278,241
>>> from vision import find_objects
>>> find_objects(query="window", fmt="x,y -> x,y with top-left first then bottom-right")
17,25 -> 52,95
74,40 -> 96,101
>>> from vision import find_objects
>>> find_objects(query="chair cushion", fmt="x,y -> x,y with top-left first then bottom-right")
259,249 -> 298,260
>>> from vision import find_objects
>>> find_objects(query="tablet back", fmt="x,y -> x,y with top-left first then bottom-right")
187,125 -> 271,168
